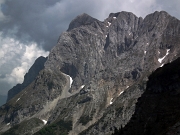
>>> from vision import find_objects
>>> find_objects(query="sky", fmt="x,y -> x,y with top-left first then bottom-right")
0,0 -> 180,96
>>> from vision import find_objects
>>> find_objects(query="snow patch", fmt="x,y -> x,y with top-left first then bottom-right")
42,119 -> 47,125
144,51 -> 146,54
113,17 -> 117,19
110,98 -> 113,104
69,75 -> 73,88
160,63 -> 164,67
62,73 -> 73,88
80,85 -> 85,89
119,91 -> 124,96
158,49 -> 170,63
126,86 -> 129,88
16,98 -> 20,102
105,35 -> 107,38
158,51 -> 160,54
106,26 -> 109,28
108,22 -> 111,26
7,123 -> 10,126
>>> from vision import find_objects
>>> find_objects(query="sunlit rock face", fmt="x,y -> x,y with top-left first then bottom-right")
1,11 -> 180,135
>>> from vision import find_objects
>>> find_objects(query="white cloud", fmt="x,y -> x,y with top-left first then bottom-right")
9,43 -> 48,84
0,32 -> 49,95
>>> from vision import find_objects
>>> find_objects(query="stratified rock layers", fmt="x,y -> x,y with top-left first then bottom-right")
1,11 -> 180,135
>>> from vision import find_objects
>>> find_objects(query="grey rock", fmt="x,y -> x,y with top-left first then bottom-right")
67,13 -> 102,31
1,11 -> 180,135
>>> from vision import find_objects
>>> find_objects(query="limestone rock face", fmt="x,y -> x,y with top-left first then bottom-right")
1,11 -> 180,135
67,13 -> 101,31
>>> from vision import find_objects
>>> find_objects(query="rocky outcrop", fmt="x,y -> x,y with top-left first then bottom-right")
67,13 -> 101,31
7,56 -> 47,101
112,57 -> 180,135
1,11 -> 180,135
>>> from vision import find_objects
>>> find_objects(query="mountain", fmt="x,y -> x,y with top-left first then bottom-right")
7,56 -> 47,101
112,57 -> 180,135
1,11 -> 180,135
0,95 -> 7,107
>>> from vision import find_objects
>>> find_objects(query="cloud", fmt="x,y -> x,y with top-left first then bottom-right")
156,0 -> 180,19
0,32 -> 48,95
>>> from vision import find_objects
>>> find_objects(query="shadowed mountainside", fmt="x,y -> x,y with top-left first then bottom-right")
113,57 -> 180,135
7,56 -> 47,101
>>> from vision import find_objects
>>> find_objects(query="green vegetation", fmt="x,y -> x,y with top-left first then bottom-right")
2,118 -> 43,135
79,115 -> 92,125
79,108 -> 96,125
35,120 -> 72,135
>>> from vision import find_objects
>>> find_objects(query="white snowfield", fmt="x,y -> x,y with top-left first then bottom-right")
113,17 -> 116,19
64,74 -> 73,88
41,119 -> 47,125
158,49 -> 170,63
160,63 -> 164,67
119,90 -> 124,96
80,85 -> 85,89
110,98 -> 113,104
16,98 -> 20,102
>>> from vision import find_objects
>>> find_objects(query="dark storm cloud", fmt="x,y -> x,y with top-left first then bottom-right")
0,0 -> 66,50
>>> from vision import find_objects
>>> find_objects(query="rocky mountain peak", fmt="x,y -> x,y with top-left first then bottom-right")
67,13 -> 100,31
108,11 -> 138,19
1,11 -> 180,135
